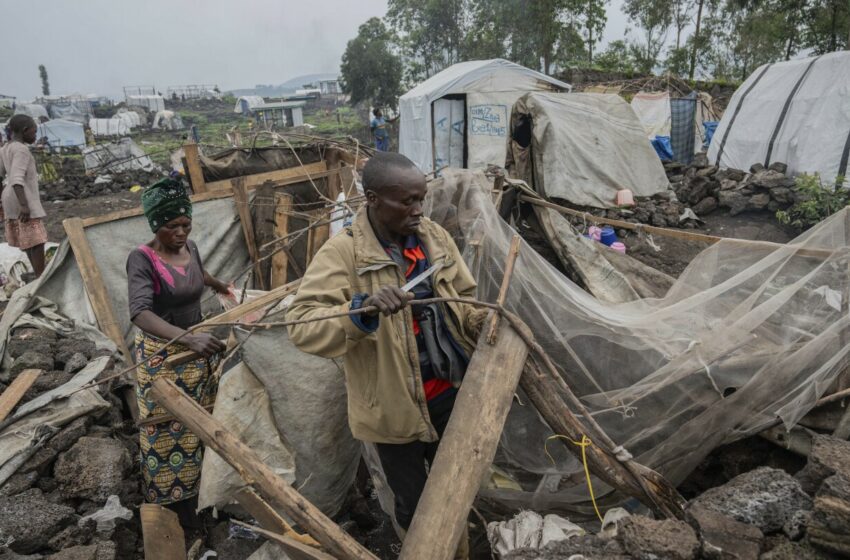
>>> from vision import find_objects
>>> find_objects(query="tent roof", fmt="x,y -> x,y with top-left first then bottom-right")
401,59 -> 569,101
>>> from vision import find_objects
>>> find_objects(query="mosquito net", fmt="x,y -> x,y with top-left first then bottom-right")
424,168 -> 850,513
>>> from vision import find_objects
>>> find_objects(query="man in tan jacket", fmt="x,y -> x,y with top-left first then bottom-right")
287,152 -> 485,546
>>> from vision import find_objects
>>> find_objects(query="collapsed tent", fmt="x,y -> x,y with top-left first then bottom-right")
507,92 -> 671,207
89,118 -> 130,137
82,138 -> 156,173
708,51 -> 850,185
37,119 -> 85,148
152,110 -> 184,130
47,101 -> 90,124
399,59 -> 570,173
234,96 -> 265,115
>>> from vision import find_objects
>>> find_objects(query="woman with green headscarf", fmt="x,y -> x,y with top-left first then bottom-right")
126,178 -> 230,525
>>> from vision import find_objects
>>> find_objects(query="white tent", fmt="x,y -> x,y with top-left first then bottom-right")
152,110 -> 184,130
508,92 -> 670,207
37,119 -> 86,148
234,95 -> 265,115
399,59 -> 570,173
127,95 -> 165,112
90,118 -> 130,137
115,110 -> 142,129
708,51 -> 850,184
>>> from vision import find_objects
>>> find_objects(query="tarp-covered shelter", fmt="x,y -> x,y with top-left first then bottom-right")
14,104 -> 49,122
83,138 -> 156,173
708,51 -> 850,184
37,119 -> 85,148
152,110 -> 184,130
631,91 -> 720,164
234,95 -> 265,115
507,92 -> 671,207
115,110 -> 142,130
126,95 -> 165,113
47,100 -> 91,124
399,59 -> 570,173
89,118 -> 130,137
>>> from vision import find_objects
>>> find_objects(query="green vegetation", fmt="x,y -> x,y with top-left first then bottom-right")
776,174 -> 850,231
340,18 -> 404,109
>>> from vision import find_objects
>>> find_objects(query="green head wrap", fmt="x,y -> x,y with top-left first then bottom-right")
141,178 -> 192,233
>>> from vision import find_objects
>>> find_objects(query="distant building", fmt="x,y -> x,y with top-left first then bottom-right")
319,79 -> 341,95
251,101 -> 306,129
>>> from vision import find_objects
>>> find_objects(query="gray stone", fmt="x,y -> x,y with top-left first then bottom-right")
748,193 -> 771,210
767,201 -> 781,212
750,163 -> 765,173
10,352 -> 54,378
54,437 -> 131,502
7,340 -> 52,360
0,551 -> 45,560
47,519 -> 95,550
693,197 -> 719,216
21,417 -> 91,475
719,191 -> 749,216
749,170 -> 796,189
688,176 -> 711,203
768,162 -> 788,174
651,212 -> 668,227
726,169 -> 747,182
693,153 -> 710,168
0,488 -> 77,554
617,515 -> 700,560
795,435 -> 850,495
54,339 -> 97,367
63,354 -> 87,375
10,329 -> 57,344
697,165 -> 719,177
781,509 -> 809,541
721,179 -> 740,191
25,372 -> 72,401
505,535 -> 630,559
689,467 -> 812,534
808,474 -> 850,557
669,174 -> 686,183
45,545 -> 97,560
770,187 -> 794,205
0,471 -> 38,496
760,540 -> 825,559
687,504 -> 763,559
208,521 -> 262,560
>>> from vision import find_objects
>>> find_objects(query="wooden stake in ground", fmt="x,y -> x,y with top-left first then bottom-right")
232,176 -> 267,290
149,378 -> 377,560
183,140 -> 207,194
400,321 -> 530,560
486,234 -> 521,344
271,193 -> 293,287
140,503 -> 186,560
254,181 -> 277,288
0,369 -> 41,422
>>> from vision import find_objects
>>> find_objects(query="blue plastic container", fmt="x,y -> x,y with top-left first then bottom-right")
600,226 -> 617,246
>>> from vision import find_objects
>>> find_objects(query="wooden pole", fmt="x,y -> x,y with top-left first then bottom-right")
399,321 -> 529,560
183,141 -> 207,194
271,193 -> 293,288
486,234 -> 521,344
311,209 -> 331,260
234,488 -> 320,547
0,369 -> 41,422
254,181 -> 276,288
231,176 -> 267,290
149,378 -> 377,560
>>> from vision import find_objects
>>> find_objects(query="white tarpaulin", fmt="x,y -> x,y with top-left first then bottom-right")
82,138 -> 156,173
631,91 -> 671,137
508,92 -> 671,207
14,104 -> 49,121
234,96 -> 265,114
90,118 -> 129,137
433,98 -> 465,169
127,95 -> 165,112
37,119 -> 85,148
115,111 -> 141,129
708,51 -> 850,184
399,59 -> 570,173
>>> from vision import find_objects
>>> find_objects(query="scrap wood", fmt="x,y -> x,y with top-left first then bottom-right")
149,377 -> 377,560
0,369 -> 42,422
140,503 -> 186,560
486,233 -> 521,344
232,176 -> 267,290
234,488 -> 320,547
230,519 -> 335,560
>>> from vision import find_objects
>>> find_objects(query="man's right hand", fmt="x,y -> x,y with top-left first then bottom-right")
363,286 -> 414,316
184,333 -> 226,357
18,205 -> 30,223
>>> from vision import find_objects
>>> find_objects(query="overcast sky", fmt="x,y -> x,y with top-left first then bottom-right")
2,0 -> 632,101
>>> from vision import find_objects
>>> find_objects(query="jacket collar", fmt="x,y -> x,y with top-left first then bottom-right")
352,207 -> 450,271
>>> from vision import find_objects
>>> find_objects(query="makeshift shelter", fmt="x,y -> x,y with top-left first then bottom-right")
234,95 -> 265,115
89,118 -> 130,137
709,51 -> 850,185
507,92 -> 671,207
46,100 -> 91,124
151,110 -> 184,130
399,59 -> 570,172
126,94 -> 165,113
37,119 -> 85,148
82,138 -> 156,173
14,104 -> 49,122
631,91 -> 720,164
115,110 -> 142,130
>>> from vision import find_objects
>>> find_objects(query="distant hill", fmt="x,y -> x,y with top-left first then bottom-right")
228,73 -> 339,98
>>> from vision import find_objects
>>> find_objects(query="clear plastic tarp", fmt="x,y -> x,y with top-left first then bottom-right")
424,169 -> 850,511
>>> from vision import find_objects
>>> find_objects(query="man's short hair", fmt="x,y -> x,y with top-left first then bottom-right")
8,115 -> 35,135
362,152 -> 420,192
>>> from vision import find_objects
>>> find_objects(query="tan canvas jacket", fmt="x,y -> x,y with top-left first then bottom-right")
286,208 -> 479,443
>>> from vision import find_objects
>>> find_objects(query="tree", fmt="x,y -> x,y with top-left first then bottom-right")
623,0 -> 673,72
671,0 -> 696,49
339,18 -> 404,109
38,65 -> 49,96
594,40 -> 638,72
803,0 -> 849,53
574,0 -> 608,64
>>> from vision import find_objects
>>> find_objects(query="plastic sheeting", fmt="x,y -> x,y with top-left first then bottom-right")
37,119 -> 86,148
90,118 -> 129,137
508,93 -> 671,208
115,111 -> 141,130
234,96 -> 265,115
83,138 -> 156,173
127,95 -> 165,112
399,59 -> 570,173
152,110 -> 183,130
708,51 -> 850,184
14,104 -> 49,121
424,168 -> 850,510
631,91 -> 671,137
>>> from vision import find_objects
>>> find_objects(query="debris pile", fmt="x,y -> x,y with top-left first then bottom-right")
665,154 -> 798,218
39,158 -> 159,201
499,434 -> 850,560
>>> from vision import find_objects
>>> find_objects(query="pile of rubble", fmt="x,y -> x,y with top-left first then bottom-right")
503,434 -> 850,559
666,154 -> 799,218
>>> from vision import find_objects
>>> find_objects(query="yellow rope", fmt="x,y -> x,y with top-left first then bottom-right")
544,434 -> 604,523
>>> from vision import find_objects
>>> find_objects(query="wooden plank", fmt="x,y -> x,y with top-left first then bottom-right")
0,369 -> 41,422
234,488 -> 320,547
232,176 -> 266,290
80,167 -> 341,228
486,234 -> 521,344
63,218 -> 133,363
205,161 -> 328,192
254,182 -> 276,288
230,519 -> 335,560
339,166 -> 357,198
400,322 -> 530,560
310,209 -> 330,261
140,503 -> 186,560
149,378 -> 377,560
183,141 -> 207,194
271,193 -> 293,288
